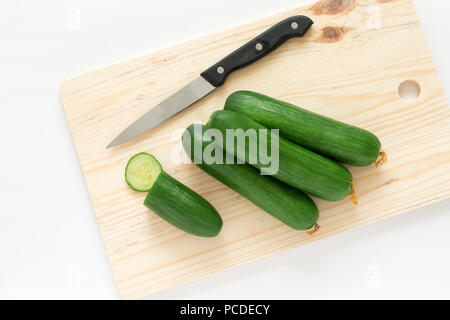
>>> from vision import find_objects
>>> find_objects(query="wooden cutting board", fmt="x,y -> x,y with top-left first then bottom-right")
60,0 -> 450,299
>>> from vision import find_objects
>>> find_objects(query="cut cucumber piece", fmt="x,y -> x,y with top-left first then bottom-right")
126,152 -> 223,237
144,171 -> 223,238
125,153 -> 162,192
225,91 -> 383,167
183,124 -> 319,230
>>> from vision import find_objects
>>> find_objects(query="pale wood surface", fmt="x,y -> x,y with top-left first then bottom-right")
60,0 -> 450,299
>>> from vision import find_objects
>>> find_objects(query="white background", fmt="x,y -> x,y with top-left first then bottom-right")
0,0 -> 449,300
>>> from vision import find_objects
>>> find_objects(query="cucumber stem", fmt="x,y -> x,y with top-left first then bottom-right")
351,181 -> 358,206
307,223 -> 320,236
375,151 -> 388,168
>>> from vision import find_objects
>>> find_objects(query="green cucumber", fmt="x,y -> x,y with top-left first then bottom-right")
225,91 -> 382,167
126,153 -> 223,237
206,110 -> 353,202
182,124 -> 319,230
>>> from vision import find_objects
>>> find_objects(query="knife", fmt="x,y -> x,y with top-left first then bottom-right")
107,15 -> 313,149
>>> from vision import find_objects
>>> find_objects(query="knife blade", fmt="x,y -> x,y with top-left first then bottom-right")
107,15 -> 313,148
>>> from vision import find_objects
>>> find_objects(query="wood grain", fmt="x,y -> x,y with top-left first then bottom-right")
60,0 -> 450,299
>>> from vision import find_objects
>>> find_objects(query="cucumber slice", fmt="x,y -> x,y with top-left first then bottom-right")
125,153 -> 162,192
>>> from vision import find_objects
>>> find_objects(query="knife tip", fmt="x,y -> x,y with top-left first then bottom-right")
106,141 -> 116,149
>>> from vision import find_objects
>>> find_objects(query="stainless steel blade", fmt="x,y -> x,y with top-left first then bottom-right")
107,76 -> 216,148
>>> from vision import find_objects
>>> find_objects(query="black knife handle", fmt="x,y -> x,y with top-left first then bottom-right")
200,15 -> 313,88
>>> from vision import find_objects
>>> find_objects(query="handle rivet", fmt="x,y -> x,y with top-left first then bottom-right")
217,66 -> 225,74
255,43 -> 263,51
291,22 -> 299,30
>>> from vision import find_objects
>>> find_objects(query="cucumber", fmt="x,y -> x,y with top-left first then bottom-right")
126,153 -> 223,237
225,91 -> 382,167
182,124 -> 319,230
206,110 -> 353,202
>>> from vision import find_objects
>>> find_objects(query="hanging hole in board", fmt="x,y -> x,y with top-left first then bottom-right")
398,80 -> 421,101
